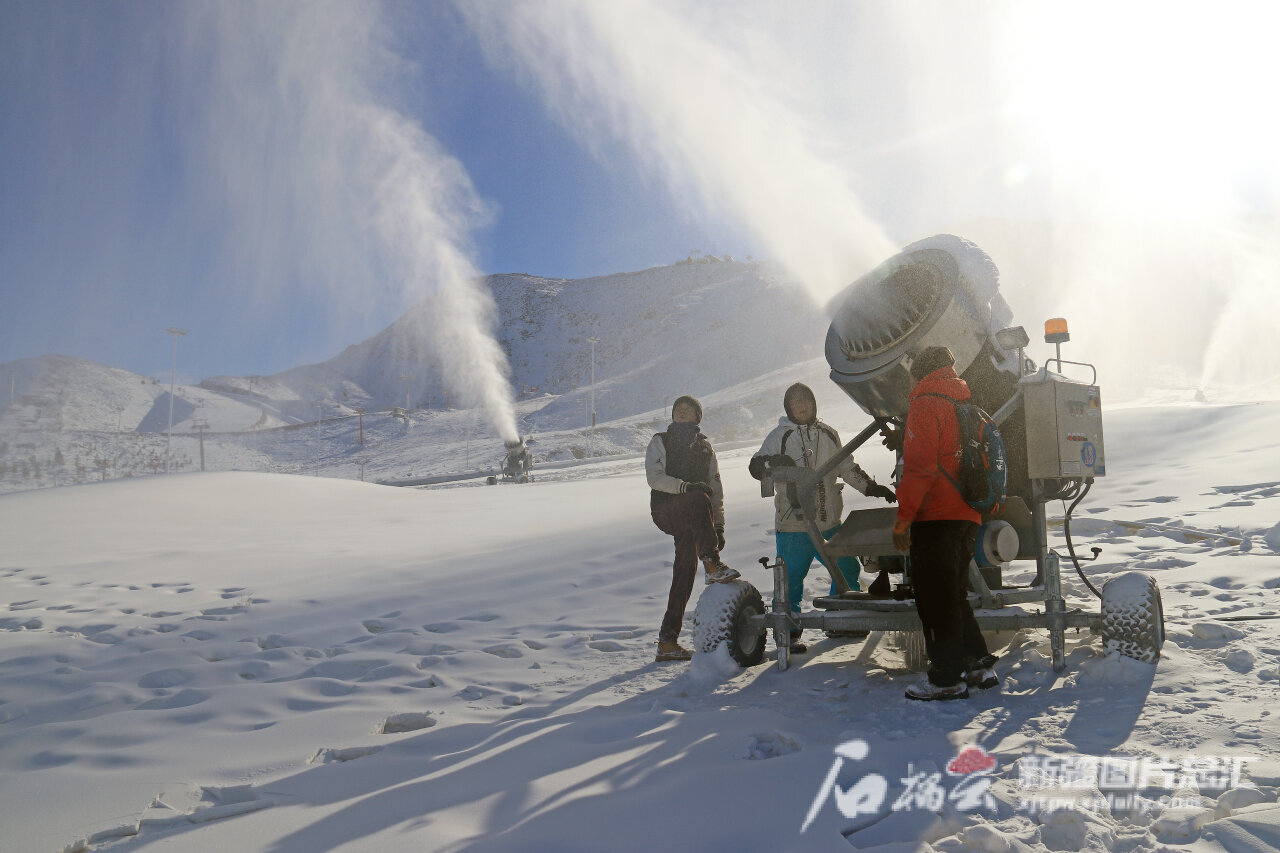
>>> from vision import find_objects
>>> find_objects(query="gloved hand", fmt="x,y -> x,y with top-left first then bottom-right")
768,454 -> 796,468
880,425 -> 904,452
715,525 -> 726,552
892,518 -> 912,552
683,481 -> 714,497
747,456 -> 767,481
866,482 -> 897,503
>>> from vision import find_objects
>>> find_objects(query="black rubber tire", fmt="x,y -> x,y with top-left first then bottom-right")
692,580 -> 767,667
1101,572 -> 1165,663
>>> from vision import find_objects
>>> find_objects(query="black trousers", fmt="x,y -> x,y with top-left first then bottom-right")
651,492 -> 718,643
910,520 -> 989,686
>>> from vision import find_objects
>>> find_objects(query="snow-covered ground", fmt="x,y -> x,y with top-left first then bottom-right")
3,396 -> 1280,853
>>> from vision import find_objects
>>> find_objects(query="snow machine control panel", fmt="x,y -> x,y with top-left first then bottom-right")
1022,373 -> 1106,480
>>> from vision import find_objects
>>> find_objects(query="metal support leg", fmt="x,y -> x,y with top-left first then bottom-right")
771,557 -> 792,672
1044,551 -> 1067,672
968,559 -> 997,609
1031,486 -> 1049,588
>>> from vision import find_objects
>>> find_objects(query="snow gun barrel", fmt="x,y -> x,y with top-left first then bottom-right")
823,234 -> 1022,422
823,234 -> 1037,507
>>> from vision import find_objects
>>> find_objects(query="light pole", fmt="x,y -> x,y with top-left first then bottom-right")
588,336 -> 599,457
164,327 -> 187,473
191,417 -> 209,471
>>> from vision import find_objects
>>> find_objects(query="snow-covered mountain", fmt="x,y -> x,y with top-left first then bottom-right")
0,260 -> 837,493
206,259 -> 828,427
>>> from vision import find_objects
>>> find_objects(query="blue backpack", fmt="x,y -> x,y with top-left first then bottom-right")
920,395 -> 1007,515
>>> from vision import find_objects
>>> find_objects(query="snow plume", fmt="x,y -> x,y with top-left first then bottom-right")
179,2 -> 518,440
458,0 -> 896,303
461,2 -> 1280,401
1199,225 -> 1280,394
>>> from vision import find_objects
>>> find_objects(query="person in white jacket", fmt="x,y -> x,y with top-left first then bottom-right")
646,394 -> 740,662
748,383 -> 897,651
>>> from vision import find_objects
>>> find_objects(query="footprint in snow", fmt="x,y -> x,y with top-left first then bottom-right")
135,689 -> 210,711
238,661 -> 271,680
310,745 -> 383,764
138,668 -> 193,689
423,622 -> 461,633
745,732 -> 803,760
482,644 -> 524,659
590,629 -> 643,640
378,712 -> 435,734
404,639 -> 458,656
587,640 -> 627,653
410,673 -> 447,687
459,613 -> 502,623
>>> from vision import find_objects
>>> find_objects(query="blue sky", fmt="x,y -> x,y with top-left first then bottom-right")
0,2 -> 753,380
2,2 -> 1278,386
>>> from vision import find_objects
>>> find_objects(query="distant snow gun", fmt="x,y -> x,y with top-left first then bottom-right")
694,235 -> 1164,674
487,436 -> 534,485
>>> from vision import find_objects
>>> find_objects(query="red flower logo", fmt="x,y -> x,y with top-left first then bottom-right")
947,746 -> 996,775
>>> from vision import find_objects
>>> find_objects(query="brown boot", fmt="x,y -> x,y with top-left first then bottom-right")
655,641 -> 692,662
701,556 -> 740,585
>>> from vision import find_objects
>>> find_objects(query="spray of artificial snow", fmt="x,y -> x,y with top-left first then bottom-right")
460,0 -> 896,303
179,1 -> 518,442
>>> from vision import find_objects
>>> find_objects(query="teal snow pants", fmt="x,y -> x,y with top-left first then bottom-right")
775,527 -> 862,614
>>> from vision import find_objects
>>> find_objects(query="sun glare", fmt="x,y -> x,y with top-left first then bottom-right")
1003,2 -> 1280,219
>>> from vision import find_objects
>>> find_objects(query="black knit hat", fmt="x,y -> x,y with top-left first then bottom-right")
671,394 -> 703,424
909,346 -> 955,381
783,382 -> 817,424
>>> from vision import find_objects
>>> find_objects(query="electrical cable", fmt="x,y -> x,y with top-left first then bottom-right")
1062,477 -> 1102,598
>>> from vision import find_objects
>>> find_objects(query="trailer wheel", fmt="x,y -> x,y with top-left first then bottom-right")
693,580 -> 766,667
1101,572 -> 1165,663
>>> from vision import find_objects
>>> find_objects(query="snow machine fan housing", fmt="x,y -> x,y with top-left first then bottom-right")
824,235 -> 1017,421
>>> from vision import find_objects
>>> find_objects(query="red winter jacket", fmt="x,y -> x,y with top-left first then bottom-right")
895,366 -> 982,525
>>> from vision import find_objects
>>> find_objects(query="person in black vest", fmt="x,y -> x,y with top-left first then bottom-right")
646,394 -> 740,662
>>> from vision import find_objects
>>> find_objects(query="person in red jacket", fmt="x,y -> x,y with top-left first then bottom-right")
892,346 -> 995,701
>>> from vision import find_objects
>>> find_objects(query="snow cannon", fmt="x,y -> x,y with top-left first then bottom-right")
696,236 -> 1164,677
825,235 -> 1020,422
823,234 -> 1032,504
488,436 -> 534,484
